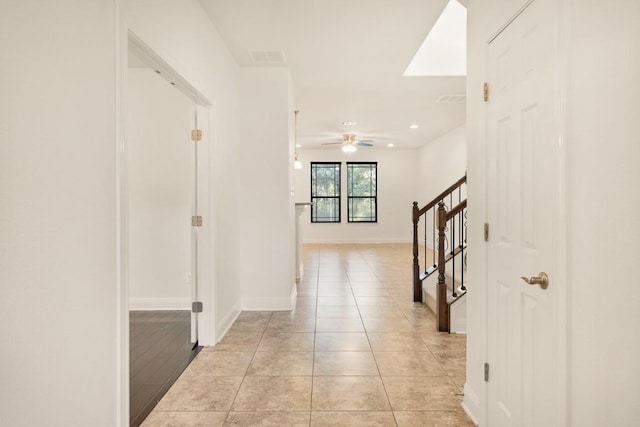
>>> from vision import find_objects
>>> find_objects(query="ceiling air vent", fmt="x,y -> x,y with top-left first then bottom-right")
437,94 -> 467,103
249,50 -> 287,65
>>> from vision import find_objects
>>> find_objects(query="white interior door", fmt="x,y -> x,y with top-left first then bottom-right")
486,0 -> 560,425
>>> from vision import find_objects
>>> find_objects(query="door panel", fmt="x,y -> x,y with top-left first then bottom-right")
486,0 -> 558,425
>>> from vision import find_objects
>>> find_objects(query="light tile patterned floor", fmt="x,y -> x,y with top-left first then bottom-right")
141,243 -> 473,427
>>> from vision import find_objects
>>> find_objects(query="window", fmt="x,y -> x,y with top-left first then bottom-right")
311,162 -> 341,223
347,162 -> 377,222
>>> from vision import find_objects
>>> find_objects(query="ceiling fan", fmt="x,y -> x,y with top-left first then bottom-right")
321,133 -> 374,152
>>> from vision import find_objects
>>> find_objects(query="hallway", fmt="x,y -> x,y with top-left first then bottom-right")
141,244 -> 472,426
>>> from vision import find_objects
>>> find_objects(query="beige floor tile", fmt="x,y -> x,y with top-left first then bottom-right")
258,332 -> 315,352
316,281 -> 351,288
270,310 -> 315,322
182,351 -> 253,377
295,296 -> 317,307
317,287 -> 352,296
315,332 -> 370,351
286,306 -> 317,318
357,305 -> 405,318
421,332 -> 467,352
213,333 -> 262,352
368,333 -> 429,352
310,411 -> 396,427
317,296 -> 356,306
247,352 -> 313,376
374,351 -> 445,376
224,412 -> 310,426
236,312 -> 273,322
351,288 -> 390,297
312,376 -> 390,410
155,376 -> 242,412
145,244 -> 471,426
296,287 -> 318,297
382,376 -> 461,411
432,350 -> 467,371
315,317 -> 364,332
355,296 -> 398,306
316,305 -> 360,318
447,370 -> 466,392
317,275 -> 350,282
231,376 -> 312,411
141,411 -> 227,427
228,317 -> 271,334
362,317 -> 415,333
314,351 -> 379,376
266,316 -> 316,332
394,410 -> 475,427
348,281 -> 384,289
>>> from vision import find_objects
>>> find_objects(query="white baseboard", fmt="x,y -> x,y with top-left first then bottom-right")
290,282 -> 298,308
462,383 -> 481,426
215,306 -> 241,344
303,238 -> 412,244
129,297 -> 191,311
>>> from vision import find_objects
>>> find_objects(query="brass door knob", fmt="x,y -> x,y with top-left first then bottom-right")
520,272 -> 549,289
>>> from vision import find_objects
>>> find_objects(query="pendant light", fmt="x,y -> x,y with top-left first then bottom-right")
293,109 -> 302,169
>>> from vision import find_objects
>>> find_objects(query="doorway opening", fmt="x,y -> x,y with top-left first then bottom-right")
126,33 -> 210,426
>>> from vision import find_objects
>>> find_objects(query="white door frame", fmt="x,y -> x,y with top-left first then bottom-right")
480,0 -> 569,425
115,25 -> 216,426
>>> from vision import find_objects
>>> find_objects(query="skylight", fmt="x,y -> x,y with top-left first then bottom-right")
404,0 -> 467,76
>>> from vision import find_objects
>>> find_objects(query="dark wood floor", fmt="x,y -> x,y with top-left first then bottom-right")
130,310 -> 200,427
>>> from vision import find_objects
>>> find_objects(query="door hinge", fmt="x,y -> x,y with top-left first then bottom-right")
191,129 -> 202,141
191,215 -> 203,227
483,82 -> 489,102
192,301 -> 203,313
484,223 -> 489,242
484,363 -> 490,381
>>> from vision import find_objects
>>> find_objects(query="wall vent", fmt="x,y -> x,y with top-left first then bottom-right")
437,94 -> 467,103
249,50 -> 287,65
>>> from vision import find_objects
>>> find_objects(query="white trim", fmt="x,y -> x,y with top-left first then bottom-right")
216,305 -> 241,343
462,383 -> 481,426
290,282 -> 298,308
115,2 -> 128,425
303,238 -> 412,244
552,0 -> 570,423
487,0 -> 535,44
129,298 -> 192,311
118,26 -> 220,419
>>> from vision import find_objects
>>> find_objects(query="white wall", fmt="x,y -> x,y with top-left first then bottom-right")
238,68 -> 296,310
417,125 -> 467,204
126,0 -> 245,341
0,1 -> 118,426
566,1 -> 640,425
127,68 -> 193,310
294,148 -> 419,243
466,0 -> 640,425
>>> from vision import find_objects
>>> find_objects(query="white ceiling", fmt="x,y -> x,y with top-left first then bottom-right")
200,0 -> 467,149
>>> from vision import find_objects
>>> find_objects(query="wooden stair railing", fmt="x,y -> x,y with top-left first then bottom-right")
412,174 -> 467,332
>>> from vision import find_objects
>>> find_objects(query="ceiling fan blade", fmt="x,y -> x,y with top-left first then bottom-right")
356,140 -> 374,147
321,142 -> 345,146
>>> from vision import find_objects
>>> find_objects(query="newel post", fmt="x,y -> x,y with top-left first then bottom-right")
412,201 -> 421,302
437,202 -> 450,332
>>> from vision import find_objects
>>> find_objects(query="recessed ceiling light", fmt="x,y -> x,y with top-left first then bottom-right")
409,124 -> 419,129
296,144 -> 301,148
387,143 -> 395,148
341,121 -> 357,126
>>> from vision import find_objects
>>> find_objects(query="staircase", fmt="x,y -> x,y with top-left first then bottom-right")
412,175 -> 467,333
